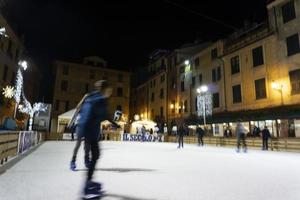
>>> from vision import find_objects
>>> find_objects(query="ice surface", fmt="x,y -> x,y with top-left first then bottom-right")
0,141 -> 300,200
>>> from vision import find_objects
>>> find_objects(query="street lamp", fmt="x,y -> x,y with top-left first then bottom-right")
271,81 -> 284,105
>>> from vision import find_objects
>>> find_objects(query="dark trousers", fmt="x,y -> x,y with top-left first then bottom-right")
262,138 -> 269,150
85,139 -> 100,181
178,136 -> 184,148
237,134 -> 247,150
71,139 -> 90,163
198,135 -> 203,146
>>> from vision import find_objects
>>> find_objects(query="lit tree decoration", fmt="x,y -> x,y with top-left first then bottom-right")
0,27 -> 8,37
197,93 -> 213,117
14,69 -> 23,104
18,93 -> 47,131
13,59 -> 47,130
2,85 -> 15,99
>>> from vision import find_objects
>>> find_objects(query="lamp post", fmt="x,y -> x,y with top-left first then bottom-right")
197,85 -> 209,126
271,81 -> 284,106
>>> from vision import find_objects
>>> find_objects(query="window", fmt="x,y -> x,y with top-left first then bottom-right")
180,66 -> 185,74
150,81 -> 152,88
232,85 -> 242,103
61,80 -> 68,91
118,74 -> 123,82
160,106 -> 164,117
195,97 -> 198,111
289,69 -> 300,94
161,75 -> 165,82
199,74 -> 203,85
153,79 -> 156,87
116,105 -> 122,111
217,66 -> 221,81
194,57 -> 200,67
181,81 -> 185,92
62,65 -> 69,75
55,100 -> 60,111
151,92 -> 155,102
10,72 -> 15,85
231,56 -> 240,74
184,100 -> 188,112
117,87 -> 123,97
213,93 -> 220,108
255,78 -> 267,99
171,77 -> 176,89
212,69 -> 217,82
160,88 -> 164,99
286,33 -> 300,56
252,46 -> 264,67
192,76 -> 195,88
282,1 -> 296,24
2,65 -> 8,81
15,49 -> 20,61
211,48 -> 218,59
89,70 -> 95,79
171,100 -> 175,113
65,101 -> 69,112
85,84 -> 89,93
179,101 -> 183,113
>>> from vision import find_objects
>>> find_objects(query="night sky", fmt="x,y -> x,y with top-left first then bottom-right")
1,0 -> 268,101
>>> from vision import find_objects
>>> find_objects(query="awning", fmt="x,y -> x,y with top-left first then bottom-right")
185,105 -> 300,125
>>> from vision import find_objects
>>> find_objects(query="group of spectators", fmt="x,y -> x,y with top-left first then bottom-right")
175,121 -> 272,151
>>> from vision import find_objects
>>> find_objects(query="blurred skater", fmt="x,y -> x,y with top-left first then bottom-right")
262,126 -> 271,150
178,123 -> 185,149
196,125 -> 204,146
236,120 -> 247,153
76,80 -> 112,199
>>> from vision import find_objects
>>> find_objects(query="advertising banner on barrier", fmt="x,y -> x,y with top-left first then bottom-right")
122,133 -> 164,142
17,131 -> 39,154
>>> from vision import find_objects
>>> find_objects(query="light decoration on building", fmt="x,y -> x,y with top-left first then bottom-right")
197,93 -> 213,117
0,27 -> 8,37
2,85 -> 15,99
14,69 -> 23,104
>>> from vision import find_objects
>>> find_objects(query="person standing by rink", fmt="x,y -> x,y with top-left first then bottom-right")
178,123 -> 185,149
262,126 -> 271,150
196,125 -> 204,146
77,80 -> 112,199
235,120 -> 248,153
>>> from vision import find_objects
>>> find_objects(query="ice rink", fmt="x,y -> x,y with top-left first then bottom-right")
0,141 -> 300,200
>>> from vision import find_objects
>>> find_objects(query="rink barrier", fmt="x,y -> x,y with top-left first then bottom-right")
0,131 -> 44,166
164,136 -> 300,152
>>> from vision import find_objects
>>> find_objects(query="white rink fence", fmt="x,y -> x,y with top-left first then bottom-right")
0,131 -> 44,165
0,141 -> 299,200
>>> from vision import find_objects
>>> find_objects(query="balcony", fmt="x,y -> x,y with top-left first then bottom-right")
224,22 -> 274,55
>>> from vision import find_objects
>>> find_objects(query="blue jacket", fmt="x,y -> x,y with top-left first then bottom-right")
76,91 -> 108,140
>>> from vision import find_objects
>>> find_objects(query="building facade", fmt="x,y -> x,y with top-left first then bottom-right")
51,56 -> 130,133
130,0 -> 300,138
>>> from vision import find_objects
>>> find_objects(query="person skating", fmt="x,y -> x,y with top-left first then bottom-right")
235,120 -> 247,153
196,125 -> 204,146
69,94 -> 93,171
262,126 -> 271,150
178,123 -> 185,149
77,80 -> 112,199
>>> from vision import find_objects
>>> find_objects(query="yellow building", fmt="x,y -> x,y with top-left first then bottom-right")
147,50 -> 168,123
51,56 -> 130,133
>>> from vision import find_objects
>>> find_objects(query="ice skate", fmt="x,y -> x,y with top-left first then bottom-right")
82,181 -> 105,200
70,161 -> 76,171
85,160 -> 91,169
